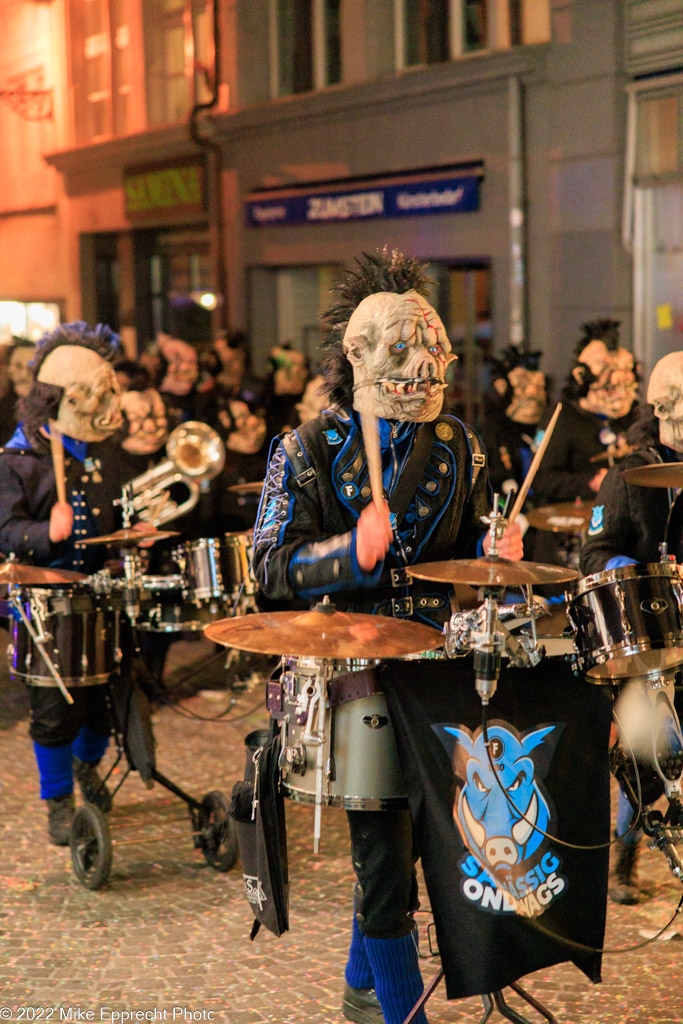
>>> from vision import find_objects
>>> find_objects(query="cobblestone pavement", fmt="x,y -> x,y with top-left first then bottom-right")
1,633 -> 682,1024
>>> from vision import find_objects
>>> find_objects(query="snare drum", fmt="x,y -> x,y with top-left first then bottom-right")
137,574 -> 226,633
220,531 -> 257,599
273,658 -> 406,810
567,562 -> 683,681
174,538 -> 224,602
8,586 -> 124,686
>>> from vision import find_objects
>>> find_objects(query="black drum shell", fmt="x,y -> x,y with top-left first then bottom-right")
567,563 -> 683,681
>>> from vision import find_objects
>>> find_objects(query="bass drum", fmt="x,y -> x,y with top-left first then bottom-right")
9,586 -> 124,686
567,562 -> 683,682
275,658 -> 407,810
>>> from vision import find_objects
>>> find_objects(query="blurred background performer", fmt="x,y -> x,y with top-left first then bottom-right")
581,350 -> 683,905
0,322 -> 132,846
252,249 -> 522,1024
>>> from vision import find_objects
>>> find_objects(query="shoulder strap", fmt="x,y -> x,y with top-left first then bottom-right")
281,430 -> 316,488
388,422 -> 435,525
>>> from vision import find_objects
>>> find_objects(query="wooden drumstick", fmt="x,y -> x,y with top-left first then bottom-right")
360,410 -> 384,512
48,420 -> 67,505
508,402 -> 562,525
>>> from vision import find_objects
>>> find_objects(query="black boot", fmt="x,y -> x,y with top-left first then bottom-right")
608,835 -> 643,905
73,757 -> 112,813
46,793 -> 75,846
342,982 -> 383,1023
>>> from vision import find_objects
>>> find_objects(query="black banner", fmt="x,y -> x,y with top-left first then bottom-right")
380,658 -> 612,1000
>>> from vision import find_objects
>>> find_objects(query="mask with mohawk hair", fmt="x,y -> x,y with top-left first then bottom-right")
320,248 -> 455,422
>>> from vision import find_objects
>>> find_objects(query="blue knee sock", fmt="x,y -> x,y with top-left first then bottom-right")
364,932 -> 427,1024
72,725 -> 109,765
345,914 -> 374,990
33,742 -> 73,800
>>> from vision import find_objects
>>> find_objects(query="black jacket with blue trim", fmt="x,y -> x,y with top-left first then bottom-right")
579,443 -> 676,576
252,409 -> 491,628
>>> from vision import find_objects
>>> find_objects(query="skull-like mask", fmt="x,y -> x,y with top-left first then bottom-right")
647,351 -> 683,452
342,290 -> 455,422
575,340 -> 638,420
504,366 -> 546,425
121,388 -> 169,455
37,345 -> 123,441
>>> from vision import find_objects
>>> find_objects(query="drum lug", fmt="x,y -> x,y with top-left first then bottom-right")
362,714 -> 388,730
280,743 -> 307,775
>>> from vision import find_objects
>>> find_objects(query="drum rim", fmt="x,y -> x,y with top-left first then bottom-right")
282,785 -> 408,811
570,560 -> 682,598
181,537 -> 222,551
579,636 -> 683,676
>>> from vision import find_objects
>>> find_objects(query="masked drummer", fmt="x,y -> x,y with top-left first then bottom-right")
252,249 -> 523,1024
580,350 -> 683,906
0,322 -> 137,846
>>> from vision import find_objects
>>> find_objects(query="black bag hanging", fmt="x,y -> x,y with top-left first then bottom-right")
230,723 -> 289,939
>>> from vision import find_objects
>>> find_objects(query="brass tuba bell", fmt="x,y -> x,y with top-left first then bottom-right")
125,421 -> 226,526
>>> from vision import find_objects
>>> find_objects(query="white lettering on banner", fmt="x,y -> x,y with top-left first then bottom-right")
251,205 -> 288,223
396,187 -> 465,210
307,191 -> 384,221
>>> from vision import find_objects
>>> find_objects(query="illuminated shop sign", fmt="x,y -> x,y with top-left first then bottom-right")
245,170 -> 481,228
124,159 -> 206,222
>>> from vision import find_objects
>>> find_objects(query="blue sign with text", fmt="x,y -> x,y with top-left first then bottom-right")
245,174 -> 480,228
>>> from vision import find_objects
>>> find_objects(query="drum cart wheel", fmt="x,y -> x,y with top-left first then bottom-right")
196,790 -> 238,872
69,804 -> 113,890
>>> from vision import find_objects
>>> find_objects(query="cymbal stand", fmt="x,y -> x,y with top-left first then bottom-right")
611,671 -> 683,884
114,483 -> 141,624
6,585 -> 74,705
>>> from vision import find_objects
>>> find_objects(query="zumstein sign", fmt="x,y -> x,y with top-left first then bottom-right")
245,168 -> 481,228
124,158 -> 206,223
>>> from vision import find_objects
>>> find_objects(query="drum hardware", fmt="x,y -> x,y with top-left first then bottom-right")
123,421 -> 226,526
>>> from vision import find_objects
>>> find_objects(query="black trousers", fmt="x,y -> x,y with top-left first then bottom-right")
346,808 -> 420,939
28,684 -> 111,747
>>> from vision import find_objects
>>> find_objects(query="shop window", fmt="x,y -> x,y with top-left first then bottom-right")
272,0 -> 342,97
0,302 -> 60,345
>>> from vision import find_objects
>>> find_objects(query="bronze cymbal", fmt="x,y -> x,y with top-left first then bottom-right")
204,609 -> 444,659
227,481 -> 264,495
621,463 -> 683,488
77,528 -> 179,547
407,557 -> 580,588
525,502 -> 592,534
0,562 -> 88,586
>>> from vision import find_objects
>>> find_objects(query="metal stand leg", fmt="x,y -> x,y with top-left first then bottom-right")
509,982 -> 560,1023
399,971 -> 560,1024
401,967 -> 444,1024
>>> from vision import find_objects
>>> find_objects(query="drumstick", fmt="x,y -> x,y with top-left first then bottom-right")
360,411 -> 384,511
49,420 -> 67,505
508,402 -> 562,525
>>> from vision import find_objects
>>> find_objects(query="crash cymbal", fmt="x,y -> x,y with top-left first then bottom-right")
227,481 -> 264,495
204,608 -> 443,659
525,502 -> 592,534
621,463 -> 683,488
0,562 -> 88,586
77,528 -> 179,547
408,557 -> 580,588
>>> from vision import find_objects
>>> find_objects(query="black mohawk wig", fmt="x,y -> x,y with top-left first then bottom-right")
319,248 -> 431,406
574,319 -> 621,358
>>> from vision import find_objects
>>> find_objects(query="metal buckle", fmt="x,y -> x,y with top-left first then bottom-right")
295,466 -> 316,486
472,453 -> 486,467
390,568 -> 411,587
391,597 -> 413,616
